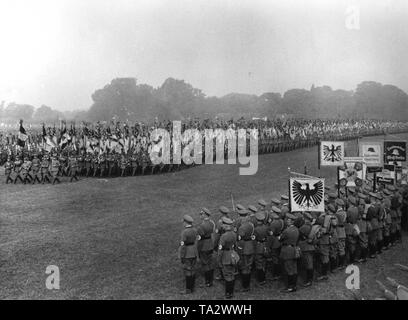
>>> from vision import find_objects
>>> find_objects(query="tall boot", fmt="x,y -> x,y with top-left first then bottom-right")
377,241 -> 383,254
208,270 -> 214,287
292,274 -> 298,291
225,281 -> 234,299
317,263 -> 328,280
330,257 -> 337,272
338,255 -> 346,270
182,276 -> 192,294
369,244 -> 376,258
272,263 -> 280,280
241,274 -> 250,292
191,275 -> 195,293
383,236 -> 389,250
303,269 -> 313,287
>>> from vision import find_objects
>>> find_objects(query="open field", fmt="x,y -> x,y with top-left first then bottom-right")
1,134 -> 408,300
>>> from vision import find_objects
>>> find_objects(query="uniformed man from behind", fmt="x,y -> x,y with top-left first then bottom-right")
84,153 -> 93,177
268,206 -> 285,281
31,154 -> 41,184
4,155 -> 14,184
298,212 -> 316,287
279,213 -> 300,292
20,156 -> 32,184
345,197 -> 359,264
254,211 -> 268,285
367,193 -> 380,258
335,208 -> 347,270
316,211 -> 331,280
236,208 -> 255,292
214,206 -> 230,280
130,152 -> 139,176
178,214 -> 199,294
217,217 -> 237,299
357,197 -> 369,262
196,208 -> 215,287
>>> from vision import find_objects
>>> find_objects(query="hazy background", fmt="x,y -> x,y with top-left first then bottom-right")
0,0 -> 407,112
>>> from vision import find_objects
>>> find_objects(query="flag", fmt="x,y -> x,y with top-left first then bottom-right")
17,119 -> 28,147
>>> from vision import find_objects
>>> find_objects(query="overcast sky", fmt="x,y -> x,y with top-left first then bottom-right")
0,0 -> 407,111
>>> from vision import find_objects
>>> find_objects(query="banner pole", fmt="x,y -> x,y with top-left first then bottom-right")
337,167 -> 340,198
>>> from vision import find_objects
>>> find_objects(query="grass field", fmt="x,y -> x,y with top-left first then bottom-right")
1,134 -> 408,300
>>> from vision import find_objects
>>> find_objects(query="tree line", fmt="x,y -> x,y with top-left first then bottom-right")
1,79 -> 407,124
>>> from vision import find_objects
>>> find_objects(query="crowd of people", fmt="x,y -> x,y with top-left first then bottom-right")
2,118 -> 408,184
179,181 -> 406,298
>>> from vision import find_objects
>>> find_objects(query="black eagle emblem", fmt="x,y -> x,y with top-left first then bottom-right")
323,144 -> 342,162
292,180 -> 324,208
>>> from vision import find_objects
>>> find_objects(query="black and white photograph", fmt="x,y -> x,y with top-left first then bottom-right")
1,0 -> 408,306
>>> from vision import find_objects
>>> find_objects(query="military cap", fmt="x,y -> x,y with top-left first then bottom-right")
368,192 -> 378,199
348,196 -> 357,206
348,187 -> 356,194
383,189 -> 392,196
335,198 -> 345,207
258,199 -> 267,207
238,209 -> 249,216
270,212 -> 279,219
236,204 -> 245,211
328,193 -> 337,199
200,207 -> 211,216
303,212 -> 313,220
281,195 -> 289,201
387,185 -> 396,191
255,212 -> 266,221
328,204 -> 336,213
271,198 -> 281,205
359,199 -> 366,206
280,206 -> 289,214
335,210 -> 347,224
221,216 -> 233,225
219,206 -> 230,214
271,206 -> 281,214
325,186 -> 331,191
286,213 -> 296,220
248,205 -> 258,213
183,215 -> 194,224
357,192 -> 367,199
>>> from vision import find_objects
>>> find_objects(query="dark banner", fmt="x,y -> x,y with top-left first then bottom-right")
384,141 -> 406,162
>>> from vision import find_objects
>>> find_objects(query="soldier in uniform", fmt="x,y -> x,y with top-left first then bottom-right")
92,153 -> 100,177
59,153 -> 68,177
4,156 -> 14,184
357,197 -> 369,262
382,190 -> 393,249
316,211 -> 331,280
335,209 -> 347,269
196,208 -> 215,287
68,154 -> 79,182
20,156 -> 32,184
279,213 -> 300,292
120,154 -> 129,177
50,155 -> 61,184
31,154 -> 41,184
84,153 -> 93,177
99,154 -> 107,177
236,208 -> 255,292
13,155 -> 24,184
217,217 -> 237,299
214,206 -> 230,280
268,206 -> 284,281
77,151 -> 85,176
327,204 -> 339,272
107,152 -> 116,177
178,215 -> 199,294
345,197 -> 359,264
254,211 -> 268,285
298,212 -> 316,287
40,154 -> 51,184
130,152 -> 139,176
367,193 -> 380,258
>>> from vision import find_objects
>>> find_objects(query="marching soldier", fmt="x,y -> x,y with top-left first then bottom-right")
4,156 -> 14,184
13,155 -> 24,184
77,151 -> 85,176
130,152 -> 139,176
107,152 -> 116,177
196,208 -> 215,287
68,154 -> 79,182
40,154 -> 51,184
50,155 -> 61,184
279,213 -> 300,292
92,153 -> 99,177
178,215 -> 199,294
120,154 -> 129,177
20,156 -> 32,184
236,208 -> 255,292
84,153 -> 93,177
99,154 -> 107,177
31,154 -> 41,184
217,217 -> 237,299
254,211 -> 268,285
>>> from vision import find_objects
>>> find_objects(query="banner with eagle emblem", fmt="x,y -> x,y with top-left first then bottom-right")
320,141 -> 344,167
290,177 -> 325,212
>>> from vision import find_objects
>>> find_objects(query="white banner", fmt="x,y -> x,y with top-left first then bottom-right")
320,141 -> 344,166
290,177 -> 325,212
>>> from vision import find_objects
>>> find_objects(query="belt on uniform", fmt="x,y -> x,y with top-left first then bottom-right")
184,242 -> 195,246
201,236 -> 211,240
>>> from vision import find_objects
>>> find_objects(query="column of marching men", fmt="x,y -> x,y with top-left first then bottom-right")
179,183 -> 405,299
